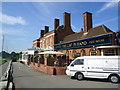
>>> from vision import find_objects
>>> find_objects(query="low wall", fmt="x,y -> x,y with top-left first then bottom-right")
30,62 -> 67,75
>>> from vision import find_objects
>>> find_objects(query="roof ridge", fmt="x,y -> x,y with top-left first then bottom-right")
101,25 -> 107,33
89,25 -> 103,31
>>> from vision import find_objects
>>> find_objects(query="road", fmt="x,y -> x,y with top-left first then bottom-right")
13,62 -> 119,89
0,61 -> 9,79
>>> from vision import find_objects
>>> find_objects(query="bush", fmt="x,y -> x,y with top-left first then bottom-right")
45,55 -> 51,59
0,60 -> 7,65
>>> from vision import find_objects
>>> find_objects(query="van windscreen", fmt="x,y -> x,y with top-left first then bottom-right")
73,59 -> 84,65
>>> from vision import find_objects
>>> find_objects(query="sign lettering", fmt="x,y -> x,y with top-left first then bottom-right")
54,34 -> 112,50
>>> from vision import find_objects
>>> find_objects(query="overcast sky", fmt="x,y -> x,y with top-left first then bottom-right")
0,1 -> 118,53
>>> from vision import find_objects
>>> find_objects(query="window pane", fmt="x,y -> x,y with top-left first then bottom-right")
90,49 -> 97,56
74,59 -> 84,65
81,50 -> 86,56
104,49 -> 116,56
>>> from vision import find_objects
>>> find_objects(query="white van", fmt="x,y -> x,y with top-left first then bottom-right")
66,56 -> 120,83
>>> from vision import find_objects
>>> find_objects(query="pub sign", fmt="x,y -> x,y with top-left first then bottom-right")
54,34 -> 112,50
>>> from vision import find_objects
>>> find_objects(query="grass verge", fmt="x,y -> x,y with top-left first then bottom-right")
0,60 -> 7,65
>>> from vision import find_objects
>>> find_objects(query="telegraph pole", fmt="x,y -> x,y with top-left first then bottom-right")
2,34 -> 4,52
1,32 -> 4,60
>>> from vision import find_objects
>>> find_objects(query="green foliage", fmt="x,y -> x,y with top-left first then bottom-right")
0,51 -> 10,59
34,55 -> 39,58
40,55 -> 44,59
10,51 -> 20,60
0,51 -> 21,61
45,55 -> 51,59
0,60 -> 7,65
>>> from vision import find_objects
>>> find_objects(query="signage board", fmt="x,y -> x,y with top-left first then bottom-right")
54,34 -> 112,50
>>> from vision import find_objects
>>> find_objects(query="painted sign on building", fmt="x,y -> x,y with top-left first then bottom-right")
54,34 -> 112,50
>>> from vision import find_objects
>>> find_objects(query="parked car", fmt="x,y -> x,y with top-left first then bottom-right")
12,58 -> 17,62
66,56 -> 120,83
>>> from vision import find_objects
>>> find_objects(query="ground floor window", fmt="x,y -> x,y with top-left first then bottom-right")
103,49 -> 116,56
81,49 -> 86,56
117,48 -> 120,55
90,49 -> 97,56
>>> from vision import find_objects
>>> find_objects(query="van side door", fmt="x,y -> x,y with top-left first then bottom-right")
86,59 -> 104,78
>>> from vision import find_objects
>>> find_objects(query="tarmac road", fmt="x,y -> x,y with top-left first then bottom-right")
13,62 -> 119,89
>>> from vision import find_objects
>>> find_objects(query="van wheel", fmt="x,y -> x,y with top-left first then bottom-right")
109,75 -> 119,83
75,73 -> 84,81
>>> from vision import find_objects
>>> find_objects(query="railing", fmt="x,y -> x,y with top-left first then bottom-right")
0,60 -> 15,90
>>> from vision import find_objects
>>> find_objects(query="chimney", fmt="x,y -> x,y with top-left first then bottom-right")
40,30 -> 44,37
44,26 -> 49,34
54,18 -> 59,30
64,12 -> 71,27
83,12 -> 93,32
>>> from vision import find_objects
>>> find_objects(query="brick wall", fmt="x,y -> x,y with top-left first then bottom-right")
57,47 -> 101,60
55,12 -> 74,44
30,62 -> 67,75
33,39 -> 40,47
40,30 -> 55,49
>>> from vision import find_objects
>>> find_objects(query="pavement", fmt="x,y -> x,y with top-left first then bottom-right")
0,61 -> 9,79
12,62 -> 119,88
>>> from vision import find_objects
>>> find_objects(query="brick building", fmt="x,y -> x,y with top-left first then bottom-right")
33,12 -> 120,61
33,12 -> 74,50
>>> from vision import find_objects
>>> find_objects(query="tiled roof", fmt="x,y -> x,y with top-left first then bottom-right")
61,25 -> 114,43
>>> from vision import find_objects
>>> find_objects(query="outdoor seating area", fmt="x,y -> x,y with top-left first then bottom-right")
20,49 -> 71,75
28,51 -> 69,67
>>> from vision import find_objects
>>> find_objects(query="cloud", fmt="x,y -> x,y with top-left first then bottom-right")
0,13 -> 27,25
94,17 -> 118,27
38,3 -> 51,15
97,1 -> 118,13
0,28 -> 28,37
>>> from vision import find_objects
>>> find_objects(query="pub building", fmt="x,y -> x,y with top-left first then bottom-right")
33,12 -> 120,64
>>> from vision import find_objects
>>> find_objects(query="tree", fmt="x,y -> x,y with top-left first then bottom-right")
0,51 -> 10,59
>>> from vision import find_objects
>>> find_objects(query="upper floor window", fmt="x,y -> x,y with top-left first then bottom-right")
50,38 -> 52,46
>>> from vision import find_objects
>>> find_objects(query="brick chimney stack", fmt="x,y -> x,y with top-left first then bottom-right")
40,30 -> 44,37
64,12 -> 71,27
44,26 -> 49,34
83,12 -> 93,32
54,18 -> 59,30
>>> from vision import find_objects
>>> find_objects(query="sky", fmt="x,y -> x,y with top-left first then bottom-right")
0,0 -> 119,53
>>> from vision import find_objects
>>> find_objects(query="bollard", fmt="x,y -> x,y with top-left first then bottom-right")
53,68 -> 56,75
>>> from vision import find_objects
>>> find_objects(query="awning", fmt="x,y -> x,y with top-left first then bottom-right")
97,45 -> 120,49
44,46 -> 54,51
22,47 -> 43,55
39,51 -> 65,55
